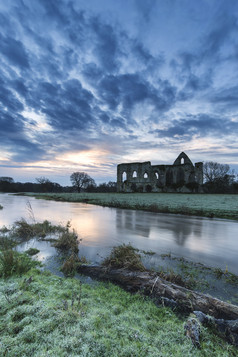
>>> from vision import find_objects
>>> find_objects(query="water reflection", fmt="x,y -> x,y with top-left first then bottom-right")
116,210 -> 150,237
116,209 -> 203,246
0,193 -> 238,274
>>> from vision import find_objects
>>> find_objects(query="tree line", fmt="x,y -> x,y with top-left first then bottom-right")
0,173 -> 117,194
0,162 -> 237,194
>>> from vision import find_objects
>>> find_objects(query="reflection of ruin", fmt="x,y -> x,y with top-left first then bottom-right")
116,209 -> 150,237
116,209 -> 203,247
117,152 -> 203,193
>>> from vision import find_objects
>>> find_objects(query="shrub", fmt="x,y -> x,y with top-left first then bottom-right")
54,230 -> 79,254
102,244 -> 146,271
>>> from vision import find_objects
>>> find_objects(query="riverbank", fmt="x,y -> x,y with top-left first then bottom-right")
23,192 -> 238,220
1,267 -> 237,356
1,221 -> 238,354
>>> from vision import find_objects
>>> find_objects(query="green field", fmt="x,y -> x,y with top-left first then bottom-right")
29,192 -> 238,220
1,268 -> 237,356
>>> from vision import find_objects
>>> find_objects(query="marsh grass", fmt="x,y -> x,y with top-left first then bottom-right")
61,253 -> 88,277
157,267 -> 195,289
12,219 -> 65,240
53,228 -> 80,254
25,248 -> 40,256
213,267 -> 238,285
103,244 -> 146,271
0,269 -> 237,356
0,239 -> 39,278
0,225 -> 10,233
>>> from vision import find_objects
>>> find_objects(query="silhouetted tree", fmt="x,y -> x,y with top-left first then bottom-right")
203,162 -> 232,183
35,177 -> 59,192
0,177 -> 15,192
0,177 -> 14,183
70,172 -> 96,192
203,162 -> 236,193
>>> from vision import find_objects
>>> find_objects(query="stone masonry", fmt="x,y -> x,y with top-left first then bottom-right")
117,152 -> 203,193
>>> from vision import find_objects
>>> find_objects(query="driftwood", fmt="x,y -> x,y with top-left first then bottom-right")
77,265 -> 238,346
194,311 -> 238,347
77,265 -> 238,320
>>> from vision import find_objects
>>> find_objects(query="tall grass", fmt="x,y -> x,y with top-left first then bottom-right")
12,219 -> 65,240
103,244 -> 146,271
0,238 -> 38,278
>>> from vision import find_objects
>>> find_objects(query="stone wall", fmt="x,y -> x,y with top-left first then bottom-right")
117,152 -> 203,193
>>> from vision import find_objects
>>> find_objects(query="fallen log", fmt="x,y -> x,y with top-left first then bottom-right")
77,264 -> 238,320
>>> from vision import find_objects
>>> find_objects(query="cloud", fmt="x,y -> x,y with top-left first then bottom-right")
151,114 -> 238,139
0,34 -> 29,69
210,86 -> 238,107
0,0 -> 238,183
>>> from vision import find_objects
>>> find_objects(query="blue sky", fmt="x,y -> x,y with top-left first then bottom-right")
0,0 -> 238,185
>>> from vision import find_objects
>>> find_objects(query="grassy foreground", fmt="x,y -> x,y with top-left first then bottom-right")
26,192 -> 238,220
1,268 -> 237,356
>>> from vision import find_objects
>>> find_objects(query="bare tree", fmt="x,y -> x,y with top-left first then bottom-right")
70,172 -> 96,192
35,177 -> 54,192
203,162 -> 232,183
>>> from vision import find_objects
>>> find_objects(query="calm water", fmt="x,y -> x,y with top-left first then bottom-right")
0,193 -> 238,274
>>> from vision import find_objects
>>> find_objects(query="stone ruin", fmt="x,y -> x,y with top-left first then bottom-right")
117,152 -> 203,193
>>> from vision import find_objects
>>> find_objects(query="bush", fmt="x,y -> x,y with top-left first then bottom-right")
54,230 -> 79,254
102,244 -> 146,271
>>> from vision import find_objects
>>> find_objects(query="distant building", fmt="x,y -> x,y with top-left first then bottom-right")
117,152 -> 203,193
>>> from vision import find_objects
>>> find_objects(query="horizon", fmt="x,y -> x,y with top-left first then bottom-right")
1,0 -> 238,186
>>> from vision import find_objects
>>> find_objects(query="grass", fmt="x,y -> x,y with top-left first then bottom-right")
53,229 -> 80,254
24,192 -> 238,220
102,244 -> 146,271
158,254 -> 238,305
0,268 -> 237,356
25,248 -> 40,256
61,253 -> 88,277
0,225 -> 10,233
0,239 -> 39,278
12,219 -> 65,240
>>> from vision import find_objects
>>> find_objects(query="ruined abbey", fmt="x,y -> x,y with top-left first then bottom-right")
117,152 -> 203,193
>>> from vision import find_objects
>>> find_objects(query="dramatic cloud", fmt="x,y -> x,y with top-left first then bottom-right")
0,0 -> 238,184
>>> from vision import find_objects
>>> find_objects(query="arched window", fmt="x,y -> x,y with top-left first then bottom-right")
133,171 -> 137,178
181,158 -> 184,164
155,172 -> 159,179
122,172 -> 127,182
144,172 -> 148,179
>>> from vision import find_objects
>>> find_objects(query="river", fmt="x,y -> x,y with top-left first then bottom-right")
0,193 -> 238,274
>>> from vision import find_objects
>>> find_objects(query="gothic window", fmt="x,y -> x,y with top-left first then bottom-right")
155,172 -> 159,179
144,172 -> 148,179
122,172 -> 127,182
133,171 -> 137,178
181,157 -> 185,164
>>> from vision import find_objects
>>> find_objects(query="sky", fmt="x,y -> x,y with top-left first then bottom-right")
0,0 -> 238,185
